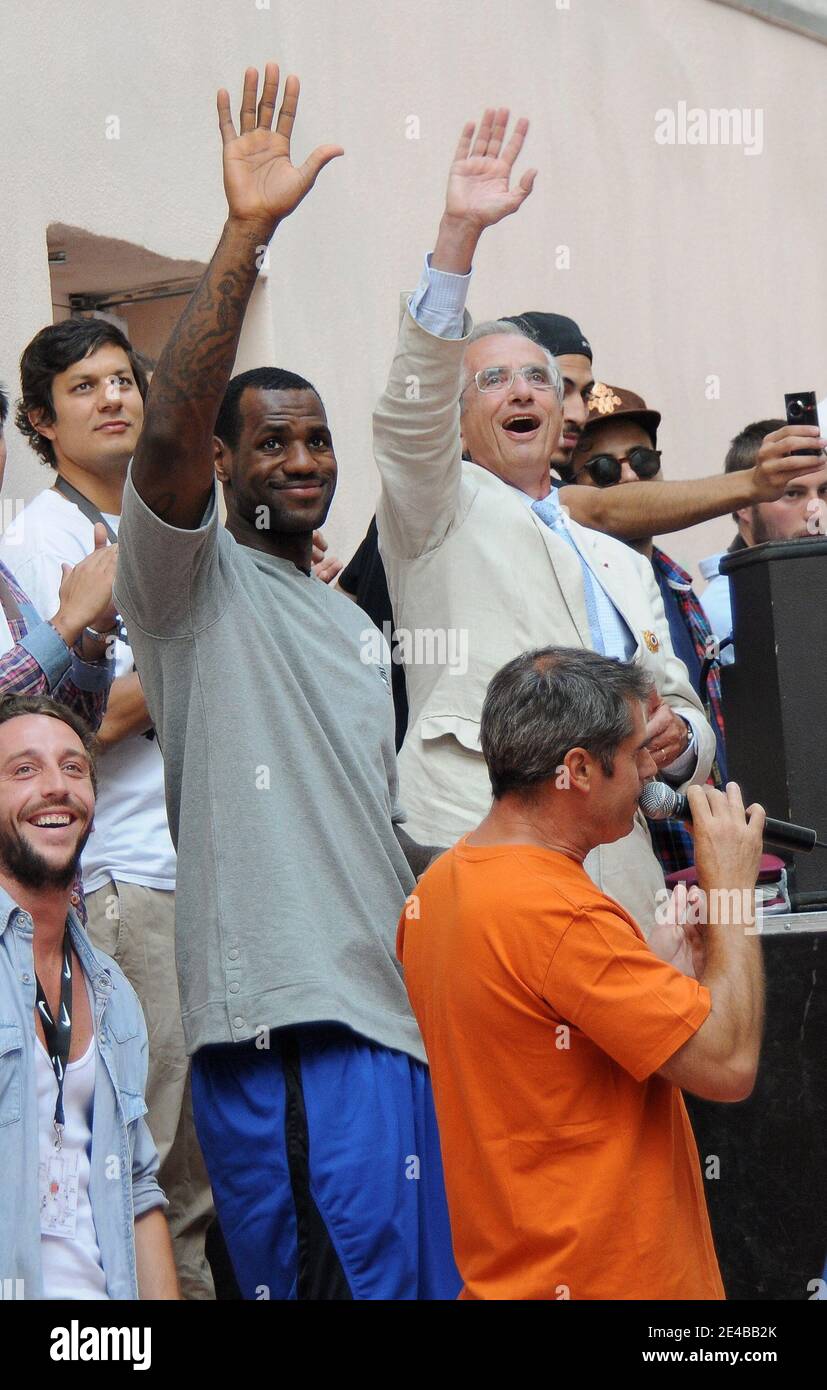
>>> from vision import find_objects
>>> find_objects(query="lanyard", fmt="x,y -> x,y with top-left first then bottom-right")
34,928 -> 73,1148
53,476 -> 118,544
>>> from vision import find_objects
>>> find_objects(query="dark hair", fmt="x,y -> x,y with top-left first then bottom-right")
724,419 -> 785,475
480,647 -> 653,799
0,383 -> 8,428
0,694 -> 98,793
215,367 -> 322,449
16,318 -> 148,468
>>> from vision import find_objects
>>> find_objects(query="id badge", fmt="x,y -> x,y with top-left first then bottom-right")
39,1148 -> 80,1238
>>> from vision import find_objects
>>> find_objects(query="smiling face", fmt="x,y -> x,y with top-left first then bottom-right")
0,714 -> 96,891
30,344 -> 143,478
216,386 -> 337,537
459,334 -> 563,494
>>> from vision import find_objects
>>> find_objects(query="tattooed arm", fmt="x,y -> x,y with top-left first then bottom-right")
131,63 -> 343,529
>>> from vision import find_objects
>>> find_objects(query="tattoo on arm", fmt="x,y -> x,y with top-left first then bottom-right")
132,218 -> 276,526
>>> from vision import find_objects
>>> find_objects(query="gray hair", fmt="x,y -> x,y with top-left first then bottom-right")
459,320 -> 563,407
480,647 -> 654,799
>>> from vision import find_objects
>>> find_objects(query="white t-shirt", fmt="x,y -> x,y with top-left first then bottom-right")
36,1031 -> 108,1299
0,487 -> 176,891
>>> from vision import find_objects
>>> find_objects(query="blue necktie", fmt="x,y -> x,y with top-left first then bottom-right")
531,492 -> 635,660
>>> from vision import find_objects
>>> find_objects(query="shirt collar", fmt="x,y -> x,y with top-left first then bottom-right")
0,882 -> 83,941
507,481 -> 558,509
652,546 -> 693,588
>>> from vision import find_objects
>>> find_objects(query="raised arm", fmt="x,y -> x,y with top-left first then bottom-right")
374,110 -> 536,560
559,424 -> 827,541
431,109 -> 537,274
131,63 -> 342,529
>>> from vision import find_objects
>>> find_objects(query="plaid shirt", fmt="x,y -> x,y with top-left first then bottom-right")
0,559 -> 113,922
647,548 -> 728,877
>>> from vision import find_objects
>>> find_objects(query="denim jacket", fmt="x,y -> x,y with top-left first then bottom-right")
0,888 -> 166,1299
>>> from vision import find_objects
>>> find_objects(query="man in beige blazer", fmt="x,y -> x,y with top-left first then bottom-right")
373,107 -> 716,935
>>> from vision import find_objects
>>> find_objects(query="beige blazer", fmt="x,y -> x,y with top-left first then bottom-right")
373,308 -> 715,934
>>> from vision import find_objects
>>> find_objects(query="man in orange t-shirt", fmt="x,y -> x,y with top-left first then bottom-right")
398,647 -> 765,1300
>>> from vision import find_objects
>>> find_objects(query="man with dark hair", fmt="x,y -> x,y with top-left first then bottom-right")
15,318 -> 148,470
568,384 -> 727,874
115,63 -> 457,1301
399,646 -> 766,1300
0,321 -> 215,1299
0,694 -> 178,1299
700,419 -> 827,661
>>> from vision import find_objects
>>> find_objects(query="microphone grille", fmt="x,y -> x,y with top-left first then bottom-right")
639,780 -> 681,821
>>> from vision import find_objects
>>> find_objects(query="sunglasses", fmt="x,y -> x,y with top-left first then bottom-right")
572,445 -> 662,488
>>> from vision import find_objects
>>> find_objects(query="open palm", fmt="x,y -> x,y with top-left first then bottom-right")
218,64 -> 343,226
445,108 -> 536,230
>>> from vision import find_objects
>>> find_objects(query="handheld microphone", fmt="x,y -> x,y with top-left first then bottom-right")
639,780 -> 825,854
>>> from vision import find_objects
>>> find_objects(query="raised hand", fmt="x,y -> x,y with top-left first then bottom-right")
444,108 -> 536,232
134,63 -> 342,530
218,63 -> 343,229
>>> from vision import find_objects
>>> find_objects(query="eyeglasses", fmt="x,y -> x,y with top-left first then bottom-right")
462,364 -> 559,396
572,446 -> 662,488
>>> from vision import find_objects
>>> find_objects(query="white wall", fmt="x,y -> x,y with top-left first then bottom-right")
2,0 -> 825,582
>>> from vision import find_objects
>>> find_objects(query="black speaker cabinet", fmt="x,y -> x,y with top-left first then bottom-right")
720,538 -> 827,909
685,918 -> 826,1300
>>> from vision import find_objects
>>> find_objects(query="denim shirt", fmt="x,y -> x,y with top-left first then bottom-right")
0,888 -> 166,1299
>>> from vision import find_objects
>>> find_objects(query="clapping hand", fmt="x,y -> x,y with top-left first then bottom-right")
648,882 -> 706,979
52,524 -> 119,649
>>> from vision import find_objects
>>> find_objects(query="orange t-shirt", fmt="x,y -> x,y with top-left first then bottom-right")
398,838 -> 724,1301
